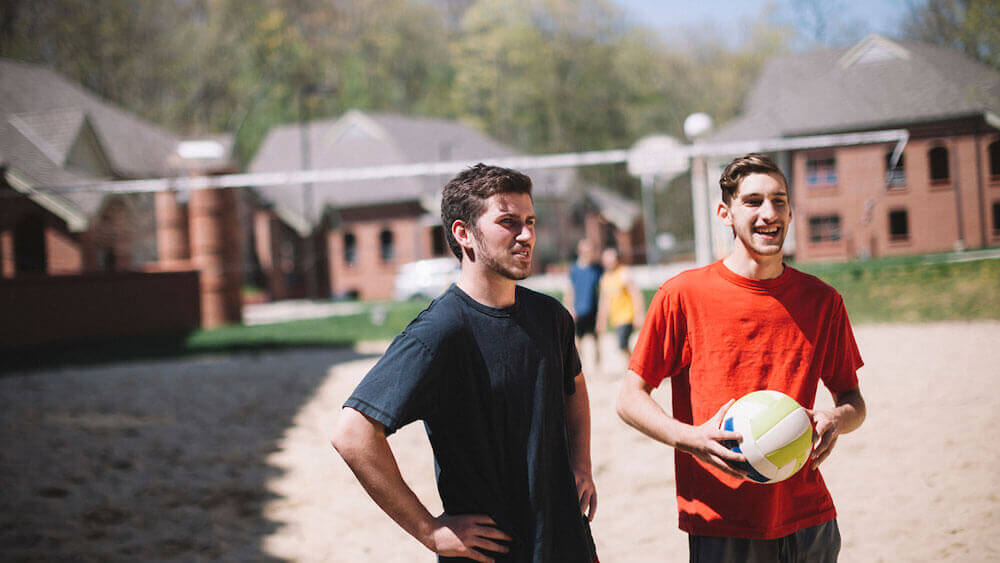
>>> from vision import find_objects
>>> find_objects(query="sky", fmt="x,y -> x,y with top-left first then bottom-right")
613,0 -> 913,46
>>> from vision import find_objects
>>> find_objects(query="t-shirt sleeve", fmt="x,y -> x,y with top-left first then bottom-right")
628,285 -> 689,389
343,331 -> 443,436
820,294 -> 863,393
561,305 -> 583,395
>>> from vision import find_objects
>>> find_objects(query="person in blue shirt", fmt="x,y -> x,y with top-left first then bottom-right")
566,239 -> 603,368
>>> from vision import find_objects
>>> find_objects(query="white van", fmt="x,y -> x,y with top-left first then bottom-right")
393,257 -> 461,301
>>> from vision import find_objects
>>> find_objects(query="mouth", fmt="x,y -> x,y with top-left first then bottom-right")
512,247 -> 532,261
754,225 -> 781,239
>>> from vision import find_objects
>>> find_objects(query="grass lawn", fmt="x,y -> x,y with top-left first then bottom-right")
6,254 -> 997,373
640,255 -> 1000,324
792,254 -> 1000,324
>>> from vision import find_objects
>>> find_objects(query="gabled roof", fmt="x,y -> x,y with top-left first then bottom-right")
0,58 -> 183,230
249,110 -> 578,231
709,35 -> 1000,142
0,59 -> 180,177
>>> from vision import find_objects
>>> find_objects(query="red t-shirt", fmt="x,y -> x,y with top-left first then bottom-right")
628,261 -> 862,539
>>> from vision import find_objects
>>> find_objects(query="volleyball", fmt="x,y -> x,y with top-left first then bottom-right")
721,390 -> 814,484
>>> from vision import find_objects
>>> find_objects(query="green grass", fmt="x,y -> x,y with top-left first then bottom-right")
185,300 -> 429,351
6,256 -> 997,373
791,256 -> 1000,324
3,300 -> 430,374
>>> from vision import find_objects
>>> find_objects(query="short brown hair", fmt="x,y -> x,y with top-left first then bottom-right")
441,163 -> 533,259
719,153 -> 788,205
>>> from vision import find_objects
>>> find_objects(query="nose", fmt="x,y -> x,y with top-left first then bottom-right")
759,200 -> 779,221
516,222 -> 535,244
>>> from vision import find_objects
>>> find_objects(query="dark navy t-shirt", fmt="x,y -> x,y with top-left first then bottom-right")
344,284 -> 595,562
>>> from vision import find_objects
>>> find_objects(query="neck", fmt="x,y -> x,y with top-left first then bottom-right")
457,263 -> 517,308
723,250 -> 784,280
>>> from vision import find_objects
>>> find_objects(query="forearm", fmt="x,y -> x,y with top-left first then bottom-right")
630,286 -> 645,324
830,387 -> 866,434
616,371 -> 695,451
565,374 -> 592,470
331,409 -> 438,550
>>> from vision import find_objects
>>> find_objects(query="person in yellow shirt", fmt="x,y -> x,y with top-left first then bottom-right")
596,247 -> 644,356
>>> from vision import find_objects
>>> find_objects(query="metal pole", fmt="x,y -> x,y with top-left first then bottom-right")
299,88 -> 317,298
690,154 -> 712,265
640,174 -> 658,264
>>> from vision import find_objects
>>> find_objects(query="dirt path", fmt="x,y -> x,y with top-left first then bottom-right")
2,322 -> 998,561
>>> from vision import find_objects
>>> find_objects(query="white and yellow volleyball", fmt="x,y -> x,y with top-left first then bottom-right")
721,390 -> 814,484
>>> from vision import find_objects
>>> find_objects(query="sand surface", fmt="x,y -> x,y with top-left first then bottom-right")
2,322 -> 998,562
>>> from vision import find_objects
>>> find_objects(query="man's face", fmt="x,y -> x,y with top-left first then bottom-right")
720,172 -> 791,259
601,248 -> 619,270
469,192 -> 535,281
577,241 -> 594,264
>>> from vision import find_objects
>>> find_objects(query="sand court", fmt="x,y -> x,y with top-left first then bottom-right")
2,322 -> 998,561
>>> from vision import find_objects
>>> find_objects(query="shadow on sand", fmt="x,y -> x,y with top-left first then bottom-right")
0,346 -> 378,561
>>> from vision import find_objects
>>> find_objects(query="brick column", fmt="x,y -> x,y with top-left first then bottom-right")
254,208 -> 288,300
189,188 -> 243,328
155,190 -> 190,269
0,230 -> 13,278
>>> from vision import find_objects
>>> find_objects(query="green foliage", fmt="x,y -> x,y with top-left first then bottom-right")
0,0 -> 794,174
902,0 -> 1000,71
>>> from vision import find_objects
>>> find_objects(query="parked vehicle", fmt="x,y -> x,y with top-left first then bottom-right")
393,257 -> 460,301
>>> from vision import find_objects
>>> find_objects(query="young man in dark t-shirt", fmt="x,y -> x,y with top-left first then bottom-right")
332,164 -> 598,563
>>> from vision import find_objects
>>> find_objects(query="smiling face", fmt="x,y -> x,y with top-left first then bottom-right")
718,172 -> 791,260
467,191 -> 536,281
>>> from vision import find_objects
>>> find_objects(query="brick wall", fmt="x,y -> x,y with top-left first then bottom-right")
328,202 -> 437,301
792,126 -> 1000,262
0,270 -> 200,349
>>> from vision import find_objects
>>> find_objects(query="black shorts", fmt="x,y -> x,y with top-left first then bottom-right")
575,312 -> 597,337
689,519 -> 841,563
614,323 -> 633,352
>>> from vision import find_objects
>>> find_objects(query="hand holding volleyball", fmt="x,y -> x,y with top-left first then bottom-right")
720,391 -> 814,484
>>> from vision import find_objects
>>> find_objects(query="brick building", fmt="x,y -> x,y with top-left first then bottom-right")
0,59 -> 243,333
706,35 -> 1000,261
250,110 -> 643,301
0,59 -> 178,277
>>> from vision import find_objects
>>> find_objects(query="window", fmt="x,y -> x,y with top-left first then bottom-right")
343,233 -> 357,265
806,156 -> 837,186
993,202 -> 1000,236
380,229 -> 395,262
928,146 -> 950,183
889,209 -> 910,241
14,214 -> 47,274
96,246 -> 117,272
885,151 -> 905,187
989,140 -> 1000,179
808,215 -> 842,243
431,225 -> 448,257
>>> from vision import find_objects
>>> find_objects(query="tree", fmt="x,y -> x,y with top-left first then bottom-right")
902,0 -> 1000,70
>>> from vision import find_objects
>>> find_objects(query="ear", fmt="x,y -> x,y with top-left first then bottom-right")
451,219 -> 476,252
716,201 -> 733,227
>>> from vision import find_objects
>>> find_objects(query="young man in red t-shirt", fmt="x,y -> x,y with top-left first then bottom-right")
617,153 -> 867,562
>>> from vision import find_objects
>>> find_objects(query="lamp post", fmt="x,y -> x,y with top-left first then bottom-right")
298,84 -> 334,298
684,113 -> 714,266
627,135 -> 689,265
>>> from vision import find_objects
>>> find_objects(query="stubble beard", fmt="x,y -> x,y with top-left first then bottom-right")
473,237 -> 531,281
